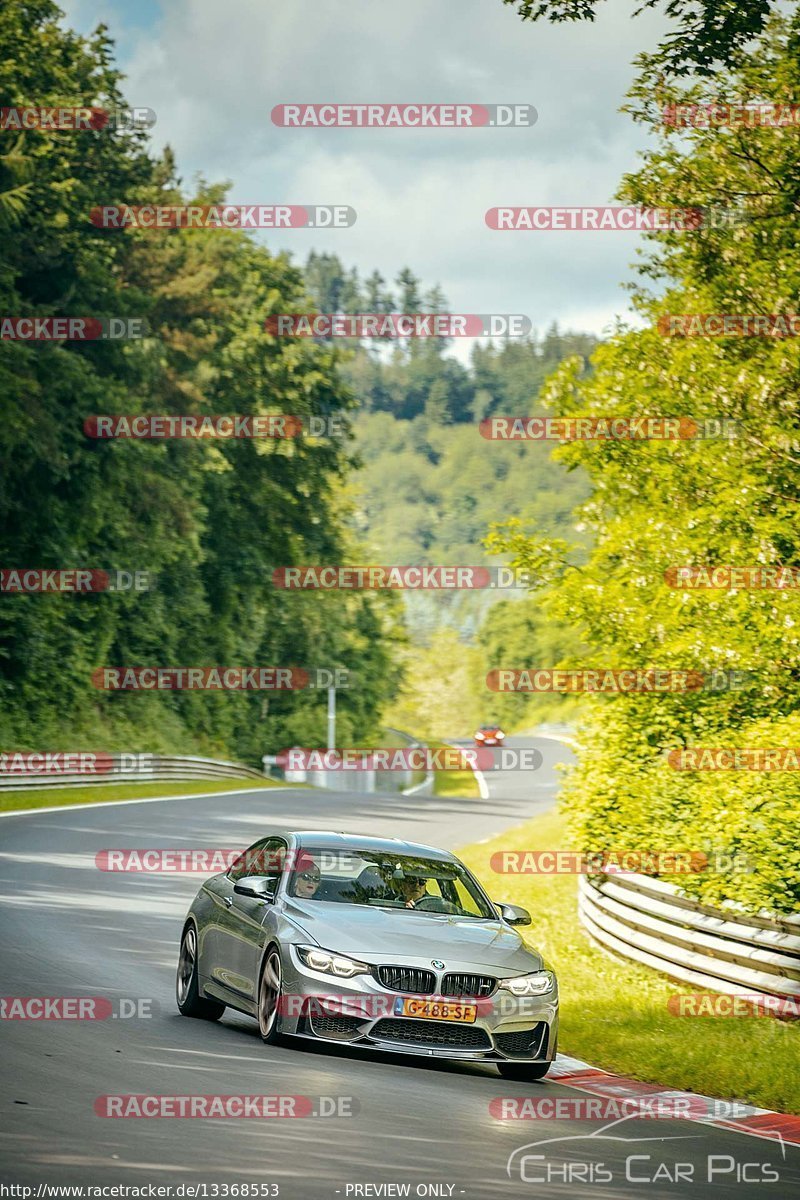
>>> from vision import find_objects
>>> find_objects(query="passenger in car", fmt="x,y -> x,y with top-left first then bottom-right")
290,853 -> 321,899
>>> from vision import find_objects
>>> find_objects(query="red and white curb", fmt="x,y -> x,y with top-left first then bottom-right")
547,1054 -> 800,1148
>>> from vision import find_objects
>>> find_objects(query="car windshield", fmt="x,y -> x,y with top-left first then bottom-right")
287,848 -> 496,919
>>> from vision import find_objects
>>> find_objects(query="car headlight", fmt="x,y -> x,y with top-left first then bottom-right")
475,731 -> 486,740
498,970 -> 555,996
296,946 -> 371,978
496,731 -> 505,739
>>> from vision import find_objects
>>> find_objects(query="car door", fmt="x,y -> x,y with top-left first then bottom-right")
209,837 -> 287,1005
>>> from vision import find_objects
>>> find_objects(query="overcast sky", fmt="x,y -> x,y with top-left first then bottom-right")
62,0 -> 668,341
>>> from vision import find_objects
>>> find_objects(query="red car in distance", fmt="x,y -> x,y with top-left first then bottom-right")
474,724 -> 506,747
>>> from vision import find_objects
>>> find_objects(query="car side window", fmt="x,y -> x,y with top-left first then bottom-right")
228,837 -> 287,883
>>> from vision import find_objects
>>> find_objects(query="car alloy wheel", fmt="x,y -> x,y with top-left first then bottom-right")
258,947 -> 283,1042
176,923 -> 225,1021
177,926 -> 197,1007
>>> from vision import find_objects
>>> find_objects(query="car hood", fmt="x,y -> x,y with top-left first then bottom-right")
283,900 -> 542,973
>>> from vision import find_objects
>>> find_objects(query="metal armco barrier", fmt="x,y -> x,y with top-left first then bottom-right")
0,753 -> 264,791
578,871 -> 800,1000
263,728 -> 435,795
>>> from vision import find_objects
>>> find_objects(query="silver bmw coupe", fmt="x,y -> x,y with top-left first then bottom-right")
176,830 -> 558,1080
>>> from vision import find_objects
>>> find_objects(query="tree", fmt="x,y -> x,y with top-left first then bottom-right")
503,0 -> 777,78
487,12 -> 800,913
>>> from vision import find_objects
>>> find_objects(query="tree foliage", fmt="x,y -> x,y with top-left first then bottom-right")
503,0 -> 778,78
0,0 -> 402,762
489,13 -> 800,913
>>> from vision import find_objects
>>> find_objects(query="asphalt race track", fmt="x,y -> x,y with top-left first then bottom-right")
1,736 -> 798,1198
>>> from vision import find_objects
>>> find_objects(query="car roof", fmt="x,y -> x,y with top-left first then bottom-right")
289,830 -> 457,862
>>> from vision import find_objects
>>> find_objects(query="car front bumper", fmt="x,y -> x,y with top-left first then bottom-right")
280,949 -> 558,1062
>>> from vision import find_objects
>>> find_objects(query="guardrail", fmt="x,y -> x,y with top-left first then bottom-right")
262,728 -> 435,795
0,753 -> 264,791
578,871 -> 800,1000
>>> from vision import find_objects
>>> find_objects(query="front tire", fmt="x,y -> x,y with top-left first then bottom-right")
497,1060 -> 552,1081
257,946 -> 284,1044
176,923 -> 225,1020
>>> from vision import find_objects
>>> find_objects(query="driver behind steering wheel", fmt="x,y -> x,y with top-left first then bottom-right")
395,872 -> 455,913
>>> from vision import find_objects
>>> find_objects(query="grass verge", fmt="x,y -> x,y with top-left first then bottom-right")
432,740 -> 480,798
0,777 -> 288,815
459,807 -> 800,1114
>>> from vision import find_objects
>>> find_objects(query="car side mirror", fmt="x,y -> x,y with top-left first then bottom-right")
234,875 -> 277,901
496,902 -> 531,926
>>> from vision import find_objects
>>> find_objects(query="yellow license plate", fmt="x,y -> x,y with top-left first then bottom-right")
395,997 -> 477,1023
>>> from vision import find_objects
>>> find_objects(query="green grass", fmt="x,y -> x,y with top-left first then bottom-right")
459,808 -> 800,1115
431,740 -> 480,798
0,776 -> 290,814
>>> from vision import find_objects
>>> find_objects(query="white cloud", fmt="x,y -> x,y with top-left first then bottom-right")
67,0 -> 671,334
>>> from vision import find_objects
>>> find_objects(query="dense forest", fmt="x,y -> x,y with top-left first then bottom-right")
0,3 -> 593,760
0,3 -> 406,762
